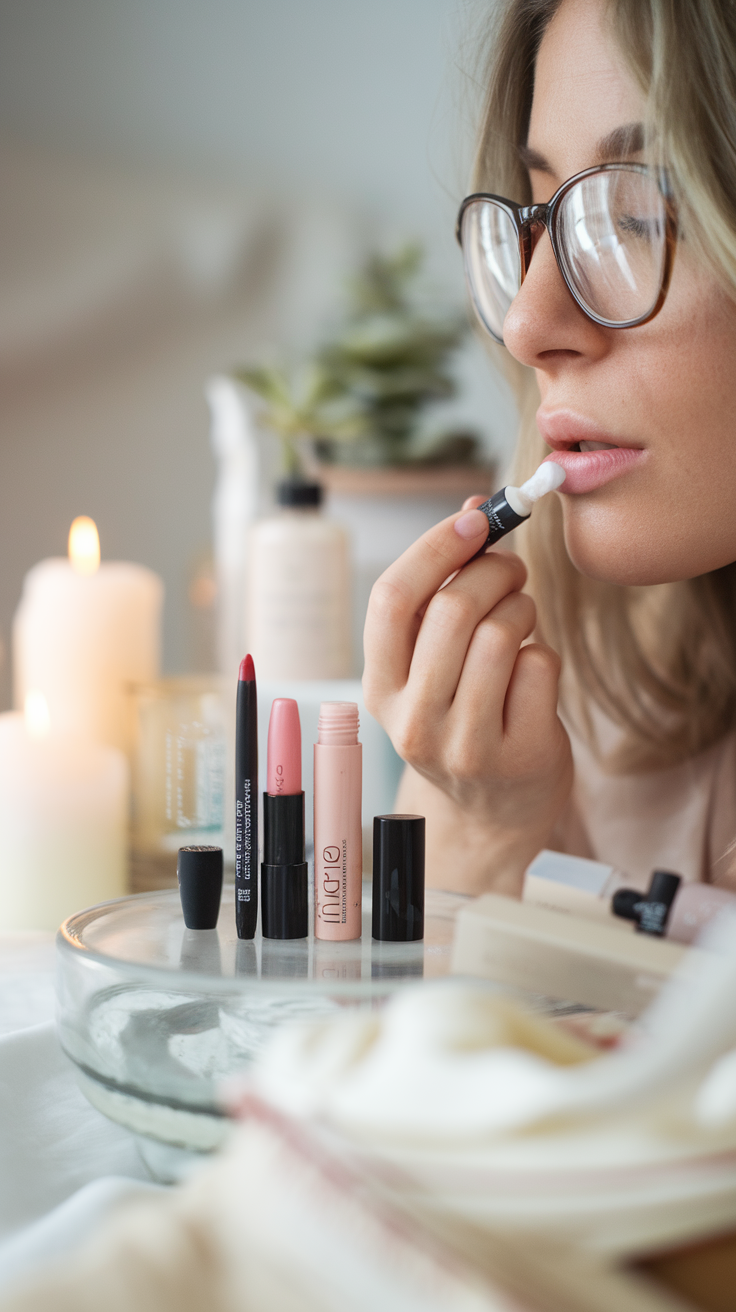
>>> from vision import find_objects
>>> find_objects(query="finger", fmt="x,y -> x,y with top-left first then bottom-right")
407,557 -> 532,710
503,642 -> 564,764
449,590 -> 538,733
461,494 -> 489,511
364,511 -> 525,700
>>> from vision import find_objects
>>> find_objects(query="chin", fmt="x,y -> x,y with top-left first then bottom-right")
560,504 -> 692,587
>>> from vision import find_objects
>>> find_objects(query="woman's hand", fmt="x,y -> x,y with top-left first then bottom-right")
363,499 -> 573,895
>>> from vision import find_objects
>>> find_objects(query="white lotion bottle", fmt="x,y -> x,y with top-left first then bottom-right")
246,481 -> 351,680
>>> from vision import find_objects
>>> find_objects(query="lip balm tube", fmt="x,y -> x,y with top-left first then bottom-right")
476,461 -> 566,549
314,701 -> 362,940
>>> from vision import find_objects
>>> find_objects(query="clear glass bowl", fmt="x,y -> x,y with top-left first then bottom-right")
56,884 -> 463,1177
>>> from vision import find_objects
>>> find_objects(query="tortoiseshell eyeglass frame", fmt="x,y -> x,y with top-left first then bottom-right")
456,162 -> 678,343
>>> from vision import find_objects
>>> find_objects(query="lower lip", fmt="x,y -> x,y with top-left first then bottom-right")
544,446 -> 646,494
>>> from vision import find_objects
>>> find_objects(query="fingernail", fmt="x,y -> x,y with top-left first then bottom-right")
454,509 -> 488,541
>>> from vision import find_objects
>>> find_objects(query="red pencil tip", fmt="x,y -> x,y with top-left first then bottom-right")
239,654 -> 255,682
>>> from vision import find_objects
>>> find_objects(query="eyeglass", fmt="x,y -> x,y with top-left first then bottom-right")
456,163 -> 677,344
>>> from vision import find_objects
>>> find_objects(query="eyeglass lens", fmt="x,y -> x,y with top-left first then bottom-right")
462,169 -> 668,342
462,202 -> 521,342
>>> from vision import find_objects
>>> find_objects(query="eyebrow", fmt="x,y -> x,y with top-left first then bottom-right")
519,121 -> 645,174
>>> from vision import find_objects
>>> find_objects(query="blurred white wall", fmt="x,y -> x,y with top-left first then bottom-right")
0,0 -> 517,707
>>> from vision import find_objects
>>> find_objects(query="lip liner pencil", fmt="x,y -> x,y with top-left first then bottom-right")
235,654 -> 258,939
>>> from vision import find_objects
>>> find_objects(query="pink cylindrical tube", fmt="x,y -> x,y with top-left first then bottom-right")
314,701 -> 362,940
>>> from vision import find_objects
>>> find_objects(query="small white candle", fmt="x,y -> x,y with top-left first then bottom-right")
0,696 -> 128,930
13,518 -> 163,754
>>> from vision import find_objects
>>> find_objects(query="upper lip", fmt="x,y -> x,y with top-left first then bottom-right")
537,409 -> 642,452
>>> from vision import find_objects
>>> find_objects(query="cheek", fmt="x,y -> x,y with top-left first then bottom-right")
557,281 -> 736,586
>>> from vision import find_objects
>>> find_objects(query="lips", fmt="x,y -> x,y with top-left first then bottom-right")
537,410 -> 647,495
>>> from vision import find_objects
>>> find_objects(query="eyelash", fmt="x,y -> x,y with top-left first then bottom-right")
618,214 -> 662,240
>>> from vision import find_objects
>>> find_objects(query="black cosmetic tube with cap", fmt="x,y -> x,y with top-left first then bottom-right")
372,814 -> 425,942
612,869 -> 682,937
177,845 -> 223,930
476,489 -> 530,548
262,792 -> 308,939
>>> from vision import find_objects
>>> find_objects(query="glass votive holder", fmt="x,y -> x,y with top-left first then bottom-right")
130,677 -> 227,892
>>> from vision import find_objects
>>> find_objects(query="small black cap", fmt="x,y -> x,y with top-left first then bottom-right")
637,870 -> 682,937
612,888 -> 644,922
648,870 -> 682,907
372,814 -> 425,942
276,480 -> 323,508
177,846 -> 223,930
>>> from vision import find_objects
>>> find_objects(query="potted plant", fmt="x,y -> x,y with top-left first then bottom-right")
234,245 -> 493,494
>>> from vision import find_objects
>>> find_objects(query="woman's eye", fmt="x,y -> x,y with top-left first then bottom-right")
618,214 -> 663,241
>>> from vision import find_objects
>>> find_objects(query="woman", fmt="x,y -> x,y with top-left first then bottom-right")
363,0 -> 736,894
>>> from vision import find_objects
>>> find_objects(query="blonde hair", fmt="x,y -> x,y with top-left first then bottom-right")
472,0 -> 736,771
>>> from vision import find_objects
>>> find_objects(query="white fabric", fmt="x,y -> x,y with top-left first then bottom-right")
0,937 -> 159,1296
252,913 -> 736,1141
241,917 -> 736,1256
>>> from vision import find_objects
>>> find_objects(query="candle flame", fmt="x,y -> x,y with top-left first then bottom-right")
25,690 -> 51,738
68,516 -> 100,576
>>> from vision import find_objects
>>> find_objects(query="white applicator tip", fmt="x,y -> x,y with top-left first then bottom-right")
502,460 -> 566,518
519,460 -> 566,504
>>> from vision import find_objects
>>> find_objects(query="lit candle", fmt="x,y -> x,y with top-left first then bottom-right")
0,693 -> 128,930
13,517 -> 163,754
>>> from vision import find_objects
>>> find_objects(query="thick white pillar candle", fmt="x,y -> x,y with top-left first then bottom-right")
13,518 -> 163,755
0,705 -> 128,930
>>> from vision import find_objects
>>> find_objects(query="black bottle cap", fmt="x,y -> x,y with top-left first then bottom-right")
177,846 -> 223,930
372,814 -> 425,942
612,888 -> 643,922
648,870 -> 682,906
277,480 -> 323,508
637,870 -> 682,937
611,871 -> 682,936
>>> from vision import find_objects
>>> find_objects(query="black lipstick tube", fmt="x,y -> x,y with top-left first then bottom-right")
476,489 -> 530,549
235,667 -> 258,939
262,792 -> 308,939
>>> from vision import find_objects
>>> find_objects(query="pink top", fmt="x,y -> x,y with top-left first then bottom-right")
267,698 -> 302,795
552,708 -> 736,892
318,702 -> 359,746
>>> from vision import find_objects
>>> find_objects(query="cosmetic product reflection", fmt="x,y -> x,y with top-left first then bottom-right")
477,460 -> 565,548
179,930 -> 222,977
235,654 -> 258,940
177,845 -> 223,930
234,939 -> 258,977
262,699 -> 308,939
261,939 -> 309,978
314,701 -> 362,941
313,939 -> 362,982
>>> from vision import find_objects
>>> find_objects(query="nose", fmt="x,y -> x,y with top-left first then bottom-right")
502,227 -> 608,368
